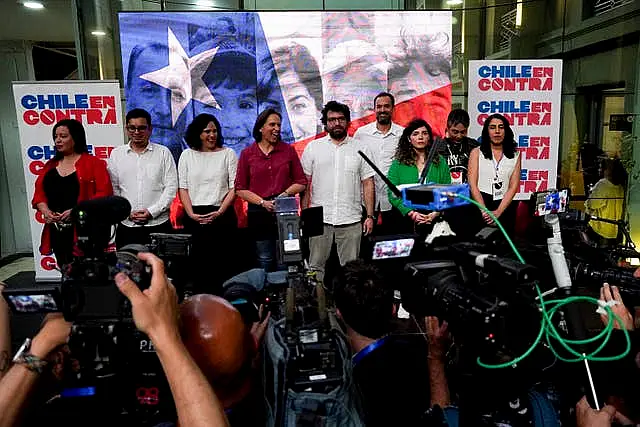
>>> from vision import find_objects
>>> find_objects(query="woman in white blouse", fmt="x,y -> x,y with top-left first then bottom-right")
468,113 -> 521,235
179,113 -> 238,290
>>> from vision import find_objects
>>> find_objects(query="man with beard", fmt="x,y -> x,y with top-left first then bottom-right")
354,93 -> 404,236
301,101 -> 375,284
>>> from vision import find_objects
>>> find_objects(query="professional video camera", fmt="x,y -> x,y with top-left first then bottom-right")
401,236 -> 543,359
2,196 -> 177,425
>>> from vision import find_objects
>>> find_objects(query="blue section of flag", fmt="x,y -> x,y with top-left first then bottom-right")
119,12 -> 295,160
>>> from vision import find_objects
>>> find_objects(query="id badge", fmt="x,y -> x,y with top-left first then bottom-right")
451,171 -> 463,184
492,178 -> 505,200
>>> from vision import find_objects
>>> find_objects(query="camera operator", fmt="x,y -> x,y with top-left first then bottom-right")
0,255 -> 229,427
114,253 -> 229,427
0,313 -> 71,427
179,294 -> 270,426
334,260 -> 449,426
587,282 -> 640,426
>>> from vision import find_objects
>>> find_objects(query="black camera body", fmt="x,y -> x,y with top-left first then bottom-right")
401,239 -> 543,361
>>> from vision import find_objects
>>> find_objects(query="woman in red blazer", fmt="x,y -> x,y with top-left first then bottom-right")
32,119 -> 113,267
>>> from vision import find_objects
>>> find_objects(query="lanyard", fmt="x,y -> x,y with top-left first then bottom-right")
492,156 -> 503,178
352,336 -> 390,366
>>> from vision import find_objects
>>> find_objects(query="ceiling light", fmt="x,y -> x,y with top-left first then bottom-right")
91,30 -> 107,36
23,1 -> 45,9
445,0 -> 463,5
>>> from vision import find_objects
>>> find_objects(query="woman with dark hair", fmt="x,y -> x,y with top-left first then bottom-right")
585,157 -> 627,245
32,119 -> 113,267
235,109 -> 307,271
468,114 -> 521,234
179,113 -> 238,289
387,119 -> 451,234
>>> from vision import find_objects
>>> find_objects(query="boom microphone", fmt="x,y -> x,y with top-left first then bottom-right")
73,196 -> 132,225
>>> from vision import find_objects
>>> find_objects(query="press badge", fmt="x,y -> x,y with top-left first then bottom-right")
492,177 -> 505,200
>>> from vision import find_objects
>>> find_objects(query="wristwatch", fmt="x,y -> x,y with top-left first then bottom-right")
366,215 -> 375,220
13,338 -> 48,374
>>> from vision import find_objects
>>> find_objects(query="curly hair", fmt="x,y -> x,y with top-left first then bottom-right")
394,119 -> 438,166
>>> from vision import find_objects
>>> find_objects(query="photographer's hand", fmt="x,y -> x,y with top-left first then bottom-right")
115,252 -> 179,341
116,252 -> 229,427
424,316 -> 450,408
31,314 -> 72,359
0,314 -> 71,427
599,283 -> 634,330
576,396 -> 616,427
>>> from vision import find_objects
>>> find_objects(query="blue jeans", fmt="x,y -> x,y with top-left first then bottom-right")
256,239 -> 277,272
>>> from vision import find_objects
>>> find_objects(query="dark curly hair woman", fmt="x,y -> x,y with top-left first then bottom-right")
386,119 -> 450,234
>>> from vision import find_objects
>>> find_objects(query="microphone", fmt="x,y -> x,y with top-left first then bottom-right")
73,196 -> 132,226
559,210 -> 623,226
357,150 -> 402,197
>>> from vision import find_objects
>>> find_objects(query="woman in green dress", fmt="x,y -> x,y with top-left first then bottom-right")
387,119 -> 451,234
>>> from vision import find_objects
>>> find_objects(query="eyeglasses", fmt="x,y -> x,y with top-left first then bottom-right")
327,117 -> 347,124
127,125 -> 148,133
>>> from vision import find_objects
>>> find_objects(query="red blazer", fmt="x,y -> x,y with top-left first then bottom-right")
32,153 -> 113,255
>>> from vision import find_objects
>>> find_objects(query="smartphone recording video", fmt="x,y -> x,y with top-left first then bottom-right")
533,189 -> 569,217
372,238 -> 416,260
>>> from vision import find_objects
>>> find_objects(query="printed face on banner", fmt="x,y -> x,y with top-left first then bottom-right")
119,11 -> 452,159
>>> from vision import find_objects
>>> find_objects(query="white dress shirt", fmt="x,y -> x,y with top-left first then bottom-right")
108,142 -> 178,227
178,148 -> 237,206
353,121 -> 404,212
301,136 -> 375,226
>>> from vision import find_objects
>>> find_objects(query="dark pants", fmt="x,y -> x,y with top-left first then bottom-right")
183,206 -> 238,293
50,224 -> 74,268
116,221 -> 173,249
476,192 -> 518,237
247,202 -> 282,272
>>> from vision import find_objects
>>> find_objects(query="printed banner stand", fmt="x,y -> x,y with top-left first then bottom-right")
12,80 -> 124,281
467,60 -> 563,200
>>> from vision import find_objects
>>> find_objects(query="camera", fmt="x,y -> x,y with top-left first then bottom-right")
2,196 -> 176,424
400,237 -> 543,362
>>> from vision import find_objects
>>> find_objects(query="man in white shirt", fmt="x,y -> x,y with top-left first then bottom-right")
108,108 -> 178,248
353,92 -> 403,235
301,101 -> 375,283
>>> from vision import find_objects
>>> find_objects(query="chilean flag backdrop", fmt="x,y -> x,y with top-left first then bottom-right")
119,11 -> 452,225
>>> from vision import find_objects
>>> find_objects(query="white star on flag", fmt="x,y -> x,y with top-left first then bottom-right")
140,27 -> 220,126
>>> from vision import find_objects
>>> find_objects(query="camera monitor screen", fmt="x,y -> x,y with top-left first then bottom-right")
372,238 -> 415,260
534,189 -> 569,217
7,293 -> 59,313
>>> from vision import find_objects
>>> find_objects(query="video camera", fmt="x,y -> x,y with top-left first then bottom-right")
401,235 -> 542,360
2,196 -> 180,424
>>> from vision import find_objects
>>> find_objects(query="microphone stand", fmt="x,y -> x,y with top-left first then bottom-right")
545,213 -> 603,410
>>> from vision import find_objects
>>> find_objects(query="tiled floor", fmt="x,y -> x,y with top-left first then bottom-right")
0,256 -> 35,283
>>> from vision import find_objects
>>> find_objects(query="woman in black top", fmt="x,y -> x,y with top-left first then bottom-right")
33,119 -> 113,267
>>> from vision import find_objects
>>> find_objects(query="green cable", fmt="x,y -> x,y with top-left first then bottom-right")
448,193 -> 631,368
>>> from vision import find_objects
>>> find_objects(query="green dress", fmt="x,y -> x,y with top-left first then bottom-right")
387,155 -> 452,216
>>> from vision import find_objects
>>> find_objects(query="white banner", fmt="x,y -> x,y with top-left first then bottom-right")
12,81 -> 124,281
467,60 -> 563,200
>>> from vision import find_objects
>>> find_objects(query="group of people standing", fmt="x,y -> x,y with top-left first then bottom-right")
33,92 -> 523,289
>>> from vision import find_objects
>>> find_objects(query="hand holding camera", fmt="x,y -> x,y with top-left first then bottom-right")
115,252 -> 179,343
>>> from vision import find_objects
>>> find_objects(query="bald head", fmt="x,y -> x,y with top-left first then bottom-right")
179,294 -> 254,406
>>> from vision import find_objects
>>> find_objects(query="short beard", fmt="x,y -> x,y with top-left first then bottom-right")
376,113 -> 391,125
328,128 -> 347,140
